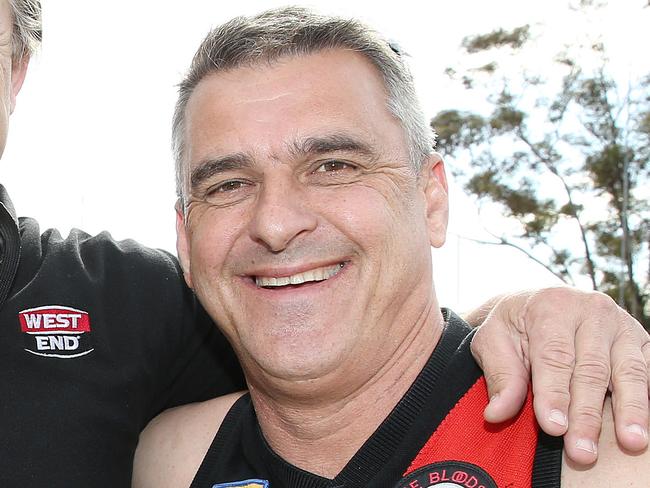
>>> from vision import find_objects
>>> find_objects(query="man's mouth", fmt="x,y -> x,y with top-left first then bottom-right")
254,263 -> 345,288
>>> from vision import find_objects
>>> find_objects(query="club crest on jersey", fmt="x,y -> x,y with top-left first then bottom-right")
396,461 -> 497,488
212,481 -> 269,488
19,305 -> 94,359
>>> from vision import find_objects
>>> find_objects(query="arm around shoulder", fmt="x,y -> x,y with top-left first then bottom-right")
132,392 -> 246,488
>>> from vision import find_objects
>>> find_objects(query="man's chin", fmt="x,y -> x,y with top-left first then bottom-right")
242,341 -> 351,385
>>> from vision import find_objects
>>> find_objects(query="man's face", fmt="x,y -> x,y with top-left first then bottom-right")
177,50 -> 448,388
0,0 -> 28,157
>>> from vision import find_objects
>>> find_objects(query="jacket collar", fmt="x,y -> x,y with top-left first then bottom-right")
0,184 -> 20,306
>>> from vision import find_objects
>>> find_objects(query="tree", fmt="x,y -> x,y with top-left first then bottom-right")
432,3 -> 650,327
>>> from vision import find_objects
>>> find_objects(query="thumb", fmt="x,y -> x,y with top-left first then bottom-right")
471,327 -> 530,423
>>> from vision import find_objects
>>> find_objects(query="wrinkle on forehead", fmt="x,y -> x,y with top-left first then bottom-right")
186,49 -> 410,175
237,91 -> 294,105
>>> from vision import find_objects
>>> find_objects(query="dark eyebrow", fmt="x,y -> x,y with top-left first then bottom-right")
190,153 -> 253,190
289,134 -> 376,159
190,134 -> 375,190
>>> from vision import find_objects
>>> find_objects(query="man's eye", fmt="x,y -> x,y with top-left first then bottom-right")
315,160 -> 354,173
208,180 -> 247,194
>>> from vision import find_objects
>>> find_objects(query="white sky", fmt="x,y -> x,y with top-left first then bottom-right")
2,0 -> 648,312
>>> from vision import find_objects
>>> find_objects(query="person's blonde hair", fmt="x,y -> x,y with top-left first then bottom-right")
9,0 -> 41,60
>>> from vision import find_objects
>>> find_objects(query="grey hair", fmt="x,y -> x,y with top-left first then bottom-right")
8,0 -> 41,61
172,6 -> 435,199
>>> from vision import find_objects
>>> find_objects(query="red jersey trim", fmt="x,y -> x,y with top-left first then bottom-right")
404,377 -> 538,488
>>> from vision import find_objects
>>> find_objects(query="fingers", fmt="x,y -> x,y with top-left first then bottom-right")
524,308 -> 574,437
525,289 -> 612,464
470,286 -> 650,467
562,323 -> 610,464
483,373 -> 530,423
609,312 -> 649,453
470,309 -> 530,423
539,291 -> 649,464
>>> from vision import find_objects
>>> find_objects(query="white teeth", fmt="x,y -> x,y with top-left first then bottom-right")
255,263 -> 344,288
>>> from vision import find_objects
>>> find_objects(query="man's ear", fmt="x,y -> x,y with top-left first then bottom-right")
175,201 -> 193,289
10,55 -> 29,113
421,152 -> 449,248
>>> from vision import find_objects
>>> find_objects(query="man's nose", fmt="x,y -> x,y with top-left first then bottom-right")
248,180 -> 318,252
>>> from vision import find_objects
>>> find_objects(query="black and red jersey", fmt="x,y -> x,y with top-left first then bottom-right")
191,310 -> 562,488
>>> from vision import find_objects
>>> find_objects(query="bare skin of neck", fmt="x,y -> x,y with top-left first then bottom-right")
248,303 -> 445,479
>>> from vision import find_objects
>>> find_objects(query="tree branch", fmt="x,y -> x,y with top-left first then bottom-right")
516,129 -> 598,288
458,233 -> 571,285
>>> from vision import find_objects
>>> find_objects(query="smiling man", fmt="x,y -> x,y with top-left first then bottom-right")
133,7 -> 650,488
3,3 -> 650,487
180,47 -> 440,390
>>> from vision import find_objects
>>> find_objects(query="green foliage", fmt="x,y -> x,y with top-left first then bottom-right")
585,144 -> 631,202
462,25 -> 530,53
559,202 -> 582,217
435,11 -> 650,327
431,110 -> 487,155
640,111 -> 650,137
489,106 -> 525,132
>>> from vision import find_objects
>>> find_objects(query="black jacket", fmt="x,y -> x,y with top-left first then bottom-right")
0,184 -> 243,487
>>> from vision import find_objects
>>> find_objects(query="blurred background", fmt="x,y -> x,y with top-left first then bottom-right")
2,0 -> 648,322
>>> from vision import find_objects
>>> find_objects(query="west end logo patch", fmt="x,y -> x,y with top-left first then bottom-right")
19,305 -> 94,359
396,461 -> 497,488
212,480 -> 269,488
